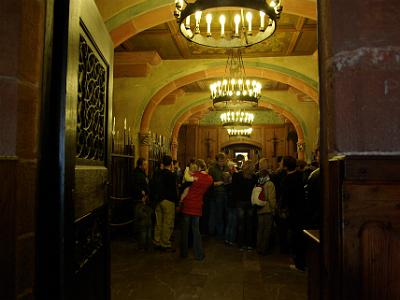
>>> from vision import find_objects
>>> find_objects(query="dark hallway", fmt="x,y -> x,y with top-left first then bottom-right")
111,234 -> 307,300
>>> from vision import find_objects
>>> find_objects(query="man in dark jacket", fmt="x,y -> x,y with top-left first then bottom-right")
281,156 -> 306,271
132,157 -> 149,201
153,155 -> 179,251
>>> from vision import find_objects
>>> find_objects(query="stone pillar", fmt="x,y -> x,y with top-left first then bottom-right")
0,1 -> 45,299
318,0 -> 400,299
170,139 -> 178,160
296,140 -> 305,160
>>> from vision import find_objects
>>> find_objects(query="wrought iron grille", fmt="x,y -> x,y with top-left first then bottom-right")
77,35 -> 107,161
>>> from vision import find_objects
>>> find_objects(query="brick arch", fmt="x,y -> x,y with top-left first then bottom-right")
105,0 -> 317,46
140,67 -> 318,133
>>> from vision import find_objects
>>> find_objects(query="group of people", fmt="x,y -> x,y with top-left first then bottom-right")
131,155 -> 212,260
131,151 -> 321,269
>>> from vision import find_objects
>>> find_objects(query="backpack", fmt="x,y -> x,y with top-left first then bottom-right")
251,183 -> 266,207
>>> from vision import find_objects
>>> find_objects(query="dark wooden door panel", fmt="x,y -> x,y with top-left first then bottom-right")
65,0 -> 113,299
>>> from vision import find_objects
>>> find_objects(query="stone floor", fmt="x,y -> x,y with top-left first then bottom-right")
111,232 -> 307,300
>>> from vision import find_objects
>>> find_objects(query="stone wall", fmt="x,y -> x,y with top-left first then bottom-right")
0,0 -> 45,299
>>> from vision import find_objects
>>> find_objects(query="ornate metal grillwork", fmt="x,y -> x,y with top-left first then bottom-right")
77,35 -> 107,161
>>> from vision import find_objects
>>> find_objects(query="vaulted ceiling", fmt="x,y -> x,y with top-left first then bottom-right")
95,0 -> 320,153
115,14 -> 317,59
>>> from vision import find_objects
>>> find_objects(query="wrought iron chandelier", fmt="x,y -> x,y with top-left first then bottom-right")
174,0 -> 282,48
210,49 -> 262,110
220,110 -> 254,137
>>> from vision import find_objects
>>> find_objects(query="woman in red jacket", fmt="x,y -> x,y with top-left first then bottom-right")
179,159 -> 213,260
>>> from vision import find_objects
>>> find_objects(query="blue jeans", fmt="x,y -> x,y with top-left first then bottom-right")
208,190 -> 226,238
225,207 -> 237,243
180,215 -> 204,260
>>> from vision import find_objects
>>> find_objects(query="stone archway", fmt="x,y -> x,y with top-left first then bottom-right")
140,67 -> 318,134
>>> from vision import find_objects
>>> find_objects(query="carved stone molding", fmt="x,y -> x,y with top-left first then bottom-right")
139,132 -> 151,146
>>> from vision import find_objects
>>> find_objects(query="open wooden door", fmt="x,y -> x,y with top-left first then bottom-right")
36,0 -> 113,298
66,0 -> 113,299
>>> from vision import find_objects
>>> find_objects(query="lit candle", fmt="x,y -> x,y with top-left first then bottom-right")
123,118 -> 126,148
206,13 -> 212,36
112,116 -> 115,135
234,14 -> 241,37
219,15 -> 225,37
195,11 -> 202,33
246,12 -> 253,33
260,11 -> 266,30
185,15 -> 190,29
116,130 -> 119,151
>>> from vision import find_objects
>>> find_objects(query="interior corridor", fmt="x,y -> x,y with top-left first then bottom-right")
111,232 -> 307,300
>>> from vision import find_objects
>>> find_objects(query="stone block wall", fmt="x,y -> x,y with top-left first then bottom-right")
0,0 -> 45,299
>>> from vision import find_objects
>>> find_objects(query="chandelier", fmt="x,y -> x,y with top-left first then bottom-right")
210,49 -> 262,109
220,110 -> 254,137
174,0 -> 282,48
227,127 -> 253,136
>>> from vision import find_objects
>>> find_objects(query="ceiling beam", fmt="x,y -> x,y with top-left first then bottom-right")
160,89 -> 186,105
286,17 -> 306,55
166,21 -> 191,59
114,51 -> 161,77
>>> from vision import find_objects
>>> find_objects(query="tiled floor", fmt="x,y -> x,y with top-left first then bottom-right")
111,233 -> 307,300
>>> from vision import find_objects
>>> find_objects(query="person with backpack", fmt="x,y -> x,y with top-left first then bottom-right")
252,158 -> 276,255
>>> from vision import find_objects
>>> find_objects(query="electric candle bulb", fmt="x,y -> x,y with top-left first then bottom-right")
206,14 -> 212,36
219,15 -> 225,36
234,14 -> 241,36
185,15 -> 190,29
260,11 -> 265,30
195,11 -> 202,33
112,117 -> 116,135
246,12 -> 252,33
